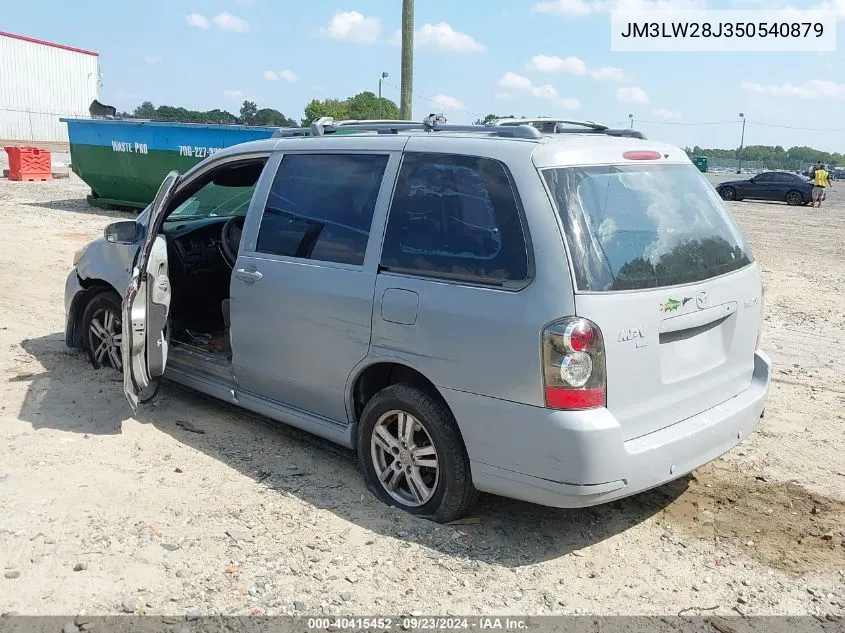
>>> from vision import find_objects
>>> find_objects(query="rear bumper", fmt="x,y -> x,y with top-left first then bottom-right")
442,351 -> 771,508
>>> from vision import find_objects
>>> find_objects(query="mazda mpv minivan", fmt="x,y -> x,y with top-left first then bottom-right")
65,116 -> 771,522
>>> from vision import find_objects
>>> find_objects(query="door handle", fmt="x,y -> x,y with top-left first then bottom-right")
235,268 -> 263,284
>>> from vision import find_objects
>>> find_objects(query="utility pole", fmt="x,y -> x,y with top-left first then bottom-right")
737,112 -> 746,174
378,72 -> 388,119
400,0 -> 414,120
628,113 -> 633,129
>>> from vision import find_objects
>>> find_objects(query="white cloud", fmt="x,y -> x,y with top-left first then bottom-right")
186,13 -> 210,29
652,107 -> 682,121
320,11 -> 381,43
498,72 -> 560,99
526,55 -> 626,82
815,0 -> 845,21
740,79 -> 845,99
389,23 -> 486,52
433,94 -> 465,110
498,72 -> 534,91
495,92 -> 512,100
212,12 -> 250,32
279,69 -> 298,82
533,0 -> 707,15
187,12 -> 249,32
223,89 -> 245,100
616,85 -> 650,104
532,83 -> 560,99
144,55 -> 162,64
263,70 -> 278,81
527,54 -> 588,74
559,97 -> 582,110
415,23 -> 486,52
591,66 -> 626,81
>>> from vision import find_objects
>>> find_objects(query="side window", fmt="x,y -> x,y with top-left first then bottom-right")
168,160 -> 267,220
256,153 -> 389,265
380,152 -> 529,286
755,173 -> 774,182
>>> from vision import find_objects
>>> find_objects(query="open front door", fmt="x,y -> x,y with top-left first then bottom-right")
122,171 -> 180,409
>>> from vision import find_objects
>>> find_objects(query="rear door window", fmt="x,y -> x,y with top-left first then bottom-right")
380,152 -> 530,286
256,153 -> 389,265
543,163 -> 753,292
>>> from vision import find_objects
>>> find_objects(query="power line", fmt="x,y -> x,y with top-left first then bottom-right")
380,80 -> 484,118
748,121 -> 845,133
636,119 -> 736,126
634,117 -> 845,133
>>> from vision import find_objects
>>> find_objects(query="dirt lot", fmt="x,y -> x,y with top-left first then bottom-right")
0,174 -> 844,618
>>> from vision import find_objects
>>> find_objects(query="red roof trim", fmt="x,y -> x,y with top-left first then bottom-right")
0,31 -> 99,56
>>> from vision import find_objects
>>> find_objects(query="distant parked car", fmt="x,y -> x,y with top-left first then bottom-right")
717,171 -> 813,206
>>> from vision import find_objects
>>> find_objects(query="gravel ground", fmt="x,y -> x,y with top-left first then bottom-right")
0,173 -> 844,618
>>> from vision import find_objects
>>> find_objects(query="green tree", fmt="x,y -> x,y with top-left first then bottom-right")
133,101 -> 157,119
346,91 -> 400,120
473,113 -> 516,125
239,100 -> 258,125
302,98 -> 350,126
253,108 -> 297,127
301,91 -> 400,126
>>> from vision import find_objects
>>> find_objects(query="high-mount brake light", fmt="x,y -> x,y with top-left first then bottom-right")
623,150 -> 662,160
542,317 -> 606,410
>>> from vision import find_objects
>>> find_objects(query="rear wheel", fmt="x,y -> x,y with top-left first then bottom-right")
785,190 -> 803,206
357,384 -> 477,523
719,187 -> 736,201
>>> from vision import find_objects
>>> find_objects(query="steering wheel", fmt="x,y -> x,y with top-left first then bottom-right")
220,216 -> 245,268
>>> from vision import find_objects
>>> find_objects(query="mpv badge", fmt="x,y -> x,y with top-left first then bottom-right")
696,291 -> 708,309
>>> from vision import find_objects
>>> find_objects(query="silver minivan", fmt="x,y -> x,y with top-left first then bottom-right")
65,117 -> 771,522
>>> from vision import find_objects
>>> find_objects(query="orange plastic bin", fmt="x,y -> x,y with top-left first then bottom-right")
4,146 -> 52,181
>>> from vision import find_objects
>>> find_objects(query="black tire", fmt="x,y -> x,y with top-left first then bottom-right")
80,288 -> 161,404
719,187 -> 736,201
357,384 -> 478,523
785,190 -> 803,206
81,290 -> 123,370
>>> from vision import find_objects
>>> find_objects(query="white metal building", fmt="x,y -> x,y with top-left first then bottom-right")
0,31 -> 100,143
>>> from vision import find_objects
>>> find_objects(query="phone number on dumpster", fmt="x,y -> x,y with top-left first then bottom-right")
178,145 -> 223,158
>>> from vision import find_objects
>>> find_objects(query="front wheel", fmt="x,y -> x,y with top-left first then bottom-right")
82,290 -> 123,371
81,289 -> 160,403
785,190 -> 803,206
719,187 -> 737,201
357,384 -> 477,523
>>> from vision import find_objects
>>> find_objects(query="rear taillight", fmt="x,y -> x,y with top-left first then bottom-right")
756,285 -> 765,350
542,317 -> 606,410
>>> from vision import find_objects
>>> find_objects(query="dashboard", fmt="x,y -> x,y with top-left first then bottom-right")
162,217 -> 234,312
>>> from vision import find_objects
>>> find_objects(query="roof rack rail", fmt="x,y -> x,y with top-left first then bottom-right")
272,113 -> 543,139
491,117 -> 609,132
490,117 -> 647,139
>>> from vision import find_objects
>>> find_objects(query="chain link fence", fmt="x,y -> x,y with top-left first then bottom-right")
706,157 -> 766,173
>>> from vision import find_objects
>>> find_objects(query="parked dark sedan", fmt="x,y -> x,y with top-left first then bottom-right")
717,171 -> 813,206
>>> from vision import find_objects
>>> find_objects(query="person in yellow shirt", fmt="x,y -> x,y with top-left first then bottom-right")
811,164 -> 831,207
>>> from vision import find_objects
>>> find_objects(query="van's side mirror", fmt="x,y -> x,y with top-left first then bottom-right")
104,221 -> 140,244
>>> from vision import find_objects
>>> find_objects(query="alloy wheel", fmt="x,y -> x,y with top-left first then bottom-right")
88,307 -> 122,370
370,410 -> 440,507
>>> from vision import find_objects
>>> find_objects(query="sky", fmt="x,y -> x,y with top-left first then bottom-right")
2,0 -> 844,152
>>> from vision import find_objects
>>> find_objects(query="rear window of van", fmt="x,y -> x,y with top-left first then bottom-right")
543,163 -> 754,292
